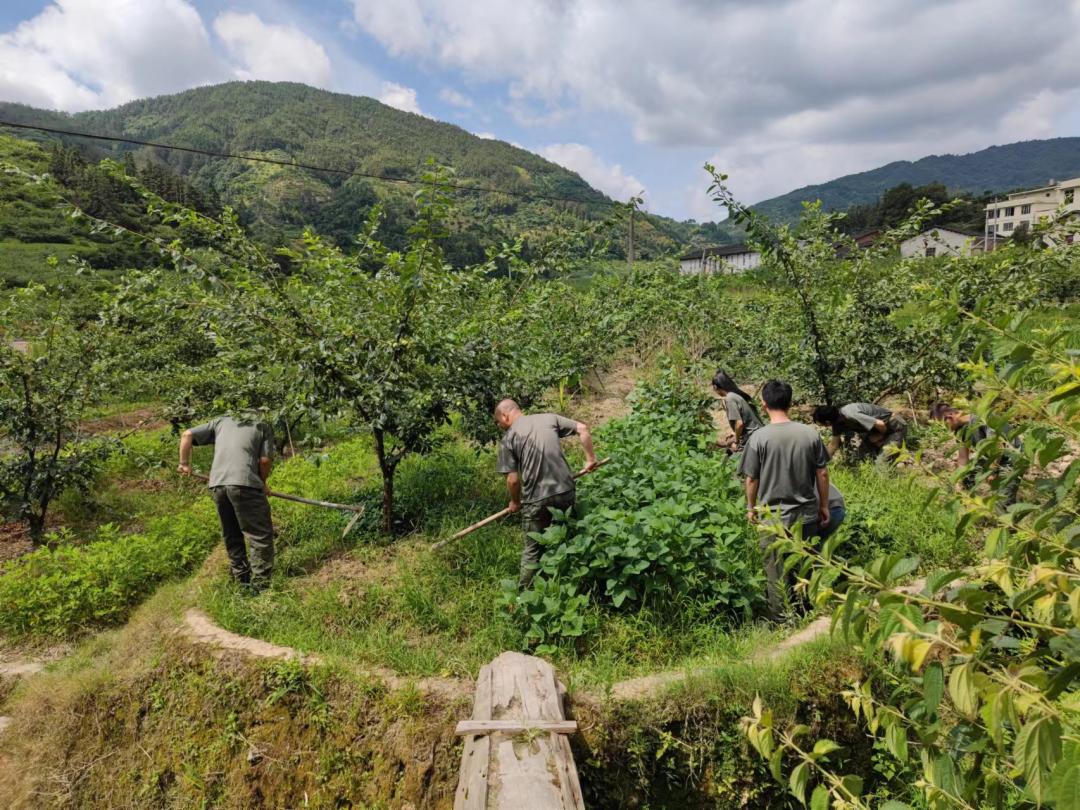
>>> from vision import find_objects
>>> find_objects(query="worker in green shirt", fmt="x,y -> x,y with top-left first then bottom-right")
494,399 -> 597,588
739,380 -> 831,622
179,414 -> 275,591
929,403 -> 1021,505
712,369 -> 763,454
813,402 -> 908,464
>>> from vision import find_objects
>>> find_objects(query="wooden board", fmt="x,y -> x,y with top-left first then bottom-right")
453,652 -> 585,810
455,720 -> 577,736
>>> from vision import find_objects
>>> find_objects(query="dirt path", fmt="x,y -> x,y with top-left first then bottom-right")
610,580 -> 924,702
182,609 -> 467,699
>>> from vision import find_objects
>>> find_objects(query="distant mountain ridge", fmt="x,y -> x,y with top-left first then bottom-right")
0,81 -> 691,260
749,138 -> 1080,224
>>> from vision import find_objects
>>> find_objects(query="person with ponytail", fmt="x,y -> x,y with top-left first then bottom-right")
712,369 -> 763,453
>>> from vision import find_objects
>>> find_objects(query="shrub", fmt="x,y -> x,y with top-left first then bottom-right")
506,367 -> 765,648
0,507 -> 218,637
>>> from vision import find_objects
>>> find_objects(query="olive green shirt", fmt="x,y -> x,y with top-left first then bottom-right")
189,415 -> 274,490
839,403 -> 893,435
496,413 -> 578,505
738,421 -> 829,527
724,392 -> 763,445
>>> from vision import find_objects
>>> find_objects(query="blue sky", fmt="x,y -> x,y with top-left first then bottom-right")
2,0 -> 1080,221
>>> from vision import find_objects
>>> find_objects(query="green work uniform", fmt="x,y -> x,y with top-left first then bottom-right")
496,413 -> 579,588
189,416 -> 275,584
839,403 -> 907,463
960,415 -> 1021,505
738,421 -> 830,621
724,392 -> 763,451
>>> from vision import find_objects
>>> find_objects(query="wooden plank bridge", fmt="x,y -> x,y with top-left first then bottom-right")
453,651 -> 585,810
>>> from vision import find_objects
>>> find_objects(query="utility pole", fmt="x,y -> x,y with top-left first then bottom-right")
627,191 -> 644,272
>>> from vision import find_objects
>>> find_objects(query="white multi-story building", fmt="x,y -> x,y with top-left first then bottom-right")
984,176 -> 1080,240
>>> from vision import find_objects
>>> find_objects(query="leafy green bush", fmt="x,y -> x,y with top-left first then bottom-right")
0,507 -> 218,637
742,302 -> 1080,809
507,368 -> 764,647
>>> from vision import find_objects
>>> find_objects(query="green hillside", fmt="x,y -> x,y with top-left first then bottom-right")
750,137 -> 1080,224
0,81 -> 690,262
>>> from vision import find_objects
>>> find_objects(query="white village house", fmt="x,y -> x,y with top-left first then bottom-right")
984,176 -> 1080,241
900,228 -> 1004,258
679,243 -> 762,274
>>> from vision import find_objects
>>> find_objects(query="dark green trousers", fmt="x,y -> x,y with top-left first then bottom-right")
759,518 -> 822,622
211,485 -> 274,583
519,490 -> 575,588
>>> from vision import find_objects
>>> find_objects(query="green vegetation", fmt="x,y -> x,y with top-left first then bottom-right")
750,136 -> 1080,225
508,369 -> 764,649
1,124 -> 1079,808
1,81 -> 697,262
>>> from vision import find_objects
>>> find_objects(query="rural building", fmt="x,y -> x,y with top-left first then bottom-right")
679,244 -> 762,274
900,228 -> 1004,258
984,176 -> 1080,240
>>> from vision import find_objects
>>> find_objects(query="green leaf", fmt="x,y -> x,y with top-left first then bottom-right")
810,784 -> 829,810
948,662 -> 978,718
885,722 -> 909,764
923,662 -> 944,715
789,761 -> 809,804
812,739 -> 842,759
1013,715 -> 1063,805
1051,763 -> 1080,810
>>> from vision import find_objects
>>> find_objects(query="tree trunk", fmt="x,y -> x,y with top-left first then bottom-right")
372,428 -> 395,534
27,512 -> 46,547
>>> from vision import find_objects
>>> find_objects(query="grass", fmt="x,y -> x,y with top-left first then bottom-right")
197,427 -> 969,689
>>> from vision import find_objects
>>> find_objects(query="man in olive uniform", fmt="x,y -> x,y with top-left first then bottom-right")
929,403 -> 1021,505
739,380 -> 831,622
494,399 -> 597,588
178,414 -> 275,590
813,402 -> 907,464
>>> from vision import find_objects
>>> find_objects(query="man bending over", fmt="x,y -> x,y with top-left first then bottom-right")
179,414 -> 275,592
494,399 -> 597,588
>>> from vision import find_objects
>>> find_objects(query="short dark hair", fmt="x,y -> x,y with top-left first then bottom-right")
812,405 -> 841,425
761,379 -> 792,411
929,402 -> 957,421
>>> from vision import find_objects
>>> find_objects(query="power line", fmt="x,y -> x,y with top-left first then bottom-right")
0,119 -> 613,209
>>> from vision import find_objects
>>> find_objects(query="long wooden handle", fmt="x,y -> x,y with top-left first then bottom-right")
431,457 -> 610,550
188,472 -> 365,514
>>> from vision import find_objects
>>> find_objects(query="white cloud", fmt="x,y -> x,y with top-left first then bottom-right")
473,131 -> 497,140
439,87 -> 473,108
0,1 -> 345,113
378,81 -> 423,114
539,143 -> 644,202
0,0 -> 226,111
352,0 -> 1080,204
214,12 -> 333,88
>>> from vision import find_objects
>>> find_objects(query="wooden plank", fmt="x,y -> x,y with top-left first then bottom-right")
454,652 -> 585,810
455,663 -> 493,810
455,720 -> 578,736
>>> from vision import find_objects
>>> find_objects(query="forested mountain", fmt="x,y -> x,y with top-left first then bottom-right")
749,137 -> 1080,224
0,81 -> 691,264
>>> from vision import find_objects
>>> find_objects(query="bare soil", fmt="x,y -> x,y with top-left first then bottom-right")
79,407 -> 167,436
0,523 -> 33,566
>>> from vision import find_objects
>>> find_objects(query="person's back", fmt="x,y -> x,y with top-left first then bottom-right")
498,412 -> 577,504
494,402 -> 597,589
839,403 -> 892,435
725,392 -> 763,444
740,421 -> 828,528
198,416 -> 274,490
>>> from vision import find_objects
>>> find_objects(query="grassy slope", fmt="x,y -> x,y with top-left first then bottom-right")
0,82 -> 696,257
